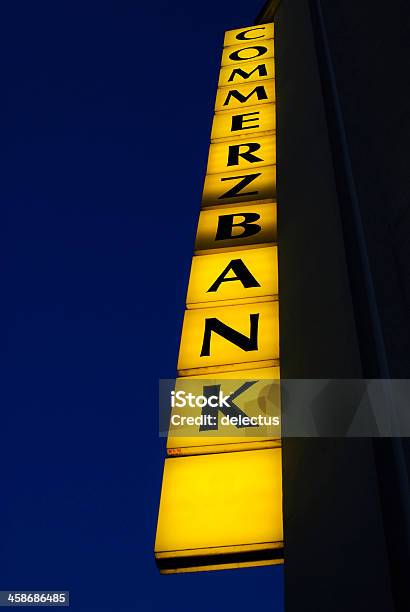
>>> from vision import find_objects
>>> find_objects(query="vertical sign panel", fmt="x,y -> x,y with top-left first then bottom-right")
195,202 -> 277,254
155,22 -> 282,574
155,448 -> 283,573
218,58 -> 275,87
221,39 -> 275,67
202,164 -> 276,207
167,366 -> 280,456
177,300 -> 279,375
206,134 -> 276,174
211,103 -> 276,142
215,79 -> 276,111
186,245 -> 278,308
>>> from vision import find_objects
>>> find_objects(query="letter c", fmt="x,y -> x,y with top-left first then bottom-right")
207,395 -> 219,408
236,27 -> 266,41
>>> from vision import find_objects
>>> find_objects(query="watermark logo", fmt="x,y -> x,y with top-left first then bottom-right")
171,390 -> 231,409
160,378 -> 281,438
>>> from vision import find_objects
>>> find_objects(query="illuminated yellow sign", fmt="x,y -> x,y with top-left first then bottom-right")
211,103 -> 275,142
177,300 -> 279,375
219,58 -> 275,87
221,39 -> 274,67
167,366 -> 280,456
195,202 -> 277,254
223,23 -> 274,47
187,246 -> 278,308
155,448 -> 283,573
202,164 -> 276,207
155,21 -> 281,575
206,134 -> 276,174
215,79 -> 275,112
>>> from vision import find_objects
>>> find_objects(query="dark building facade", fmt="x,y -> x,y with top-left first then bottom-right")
256,1 -> 410,611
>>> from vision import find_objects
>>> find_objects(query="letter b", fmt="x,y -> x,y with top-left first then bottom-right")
215,212 -> 261,241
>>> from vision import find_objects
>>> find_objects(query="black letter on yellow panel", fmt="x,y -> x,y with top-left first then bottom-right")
228,63 -> 268,82
229,46 -> 268,62
227,143 -> 262,166
223,86 -> 268,107
236,27 -> 266,41
231,112 -> 259,132
200,314 -> 259,356
199,382 -> 258,431
207,259 -> 260,292
215,212 -> 261,240
218,173 -> 261,199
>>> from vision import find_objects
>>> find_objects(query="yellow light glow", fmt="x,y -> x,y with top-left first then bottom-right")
155,18 -> 281,578
211,103 -> 275,143
186,246 -> 278,308
215,79 -> 275,112
167,366 -> 280,456
206,134 -> 276,174
155,448 -> 283,573
224,23 -> 274,48
221,39 -> 274,67
202,164 -> 276,208
195,202 -> 277,254
218,58 -> 275,87
177,300 -> 279,375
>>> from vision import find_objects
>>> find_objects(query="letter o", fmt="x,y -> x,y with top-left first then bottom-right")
196,395 -> 208,408
229,45 -> 267,62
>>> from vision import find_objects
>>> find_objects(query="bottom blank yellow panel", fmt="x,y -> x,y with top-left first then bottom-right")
155,448 -> 283,573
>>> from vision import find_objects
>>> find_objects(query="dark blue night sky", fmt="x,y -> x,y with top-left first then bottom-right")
1,1 -> 283,610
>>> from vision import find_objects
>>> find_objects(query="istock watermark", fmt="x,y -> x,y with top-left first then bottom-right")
171,390 -> 232,409
160,379 -> 410,440
159,378 -> 282,439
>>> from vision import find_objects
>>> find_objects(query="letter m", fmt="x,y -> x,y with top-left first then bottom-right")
223,85 -> 268,107
228,63 -> 268,82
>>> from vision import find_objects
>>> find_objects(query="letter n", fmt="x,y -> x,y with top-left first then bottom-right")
200,314 -> 259,356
